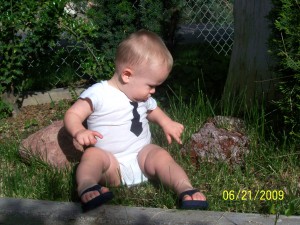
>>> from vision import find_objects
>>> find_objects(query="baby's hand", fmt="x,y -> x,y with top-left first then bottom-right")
162,120 -> 184,145
74,129 -> 103,146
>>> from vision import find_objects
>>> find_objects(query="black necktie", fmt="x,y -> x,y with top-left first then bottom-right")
130,102 -> 143,136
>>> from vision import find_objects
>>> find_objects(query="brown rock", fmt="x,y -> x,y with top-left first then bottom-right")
19,120 -> 84,168
182,116 -> 249,166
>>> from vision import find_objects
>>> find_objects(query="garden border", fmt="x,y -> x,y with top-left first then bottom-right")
1,197 -> 299,225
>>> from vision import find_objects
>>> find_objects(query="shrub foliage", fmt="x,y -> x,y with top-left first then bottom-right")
270,0 -> 300,141
0,0 -> 185,118
0,0 -> 67,94
0,0 -> 184,93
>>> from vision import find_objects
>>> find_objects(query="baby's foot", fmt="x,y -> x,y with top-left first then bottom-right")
79,184 -> 114,212
80,185 -> 110,203
181,189 -> 206,201
179,189 -> 208,209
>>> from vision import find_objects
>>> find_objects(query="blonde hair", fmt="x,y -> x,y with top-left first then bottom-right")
115,29 -> 173,73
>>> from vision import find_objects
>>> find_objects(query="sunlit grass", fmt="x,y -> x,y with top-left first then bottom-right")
0,89 -> 299,217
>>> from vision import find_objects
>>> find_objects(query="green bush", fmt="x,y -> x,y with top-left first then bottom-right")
0,85 -> 13,119
68,0 -> 186,76
0,0 -> 67,94
0,0 -> 185,99
0,101 -> 13,120
269,0 -> 300,141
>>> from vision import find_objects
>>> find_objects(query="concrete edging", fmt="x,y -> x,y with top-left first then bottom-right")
20,88 -> 85,107
1,88 -> 85,109
1,197 -> 300,225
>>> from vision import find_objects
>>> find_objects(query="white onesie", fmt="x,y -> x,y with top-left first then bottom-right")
79,81 -> 157,186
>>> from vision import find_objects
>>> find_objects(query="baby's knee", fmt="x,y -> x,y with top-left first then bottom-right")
142,145 -> 174,165
101,154 -> 122,185
81,147 -> 117,170
81,147 -> 108,161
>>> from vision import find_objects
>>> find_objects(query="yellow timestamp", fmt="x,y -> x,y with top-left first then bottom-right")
222,190 -> 285,201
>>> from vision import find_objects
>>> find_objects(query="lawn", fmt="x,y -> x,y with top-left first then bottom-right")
0,90 -> 299,217
0,43 -> 299,219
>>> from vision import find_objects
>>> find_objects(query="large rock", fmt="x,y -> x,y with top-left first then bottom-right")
182,116 -> 249,165
20,120 -> 84,168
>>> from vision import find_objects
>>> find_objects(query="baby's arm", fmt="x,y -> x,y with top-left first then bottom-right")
147,106 -> 184,144
64,98 -> 103,146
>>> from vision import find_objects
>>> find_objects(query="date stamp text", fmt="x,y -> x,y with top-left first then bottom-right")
222,190 -> 285,201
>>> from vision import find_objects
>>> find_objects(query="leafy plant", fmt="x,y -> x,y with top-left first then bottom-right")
0,86 -> 13,119
0,0 -> 186,100
0,100 -> 13,120
269,0 -> 300,142
0,0 -> 67,94
24,118 -> 39,129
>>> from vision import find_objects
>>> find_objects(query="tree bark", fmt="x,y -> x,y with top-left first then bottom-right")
223,0 -> 276,105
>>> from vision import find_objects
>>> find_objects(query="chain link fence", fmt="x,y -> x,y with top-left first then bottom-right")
180,0 -> 234,56
131,0 -> 234,56
15,0 -> 235,91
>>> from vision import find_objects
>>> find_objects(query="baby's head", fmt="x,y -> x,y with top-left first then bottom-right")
113,30 -> 173,102
115,29 -> 173,74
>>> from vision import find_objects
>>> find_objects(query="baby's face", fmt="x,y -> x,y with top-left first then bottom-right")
125,61 -> 170,102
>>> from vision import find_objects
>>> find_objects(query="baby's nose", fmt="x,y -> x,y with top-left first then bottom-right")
150,88 -> 155,94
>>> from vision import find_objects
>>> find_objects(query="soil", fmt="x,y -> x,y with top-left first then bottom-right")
0,100 -> 73,143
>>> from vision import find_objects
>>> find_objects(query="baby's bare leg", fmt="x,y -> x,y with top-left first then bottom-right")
76,147 -> 121,203
138,144 -> 206,201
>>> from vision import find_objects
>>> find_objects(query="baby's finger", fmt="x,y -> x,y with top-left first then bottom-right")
175,136 -> 182,145
88,135 -> 97,145
172,132 -> 182,145
92,131 -> 103,139
166,134 -> 172,144
77,138 -> 85,146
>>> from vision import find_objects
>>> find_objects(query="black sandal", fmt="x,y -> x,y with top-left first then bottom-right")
80,184 -> 114,212
179,189 -> 208,210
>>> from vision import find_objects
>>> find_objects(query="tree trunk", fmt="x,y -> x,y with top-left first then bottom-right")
223,0 -> 276,105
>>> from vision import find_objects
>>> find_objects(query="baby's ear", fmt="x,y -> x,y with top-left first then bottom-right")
121,68 -> 133,84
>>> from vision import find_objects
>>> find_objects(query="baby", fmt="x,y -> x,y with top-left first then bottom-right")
64,29 -> 208,212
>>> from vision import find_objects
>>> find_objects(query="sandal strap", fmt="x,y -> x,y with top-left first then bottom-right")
179,189 -> 200,200
179,189 -> 209,209
80,184 -> 102,198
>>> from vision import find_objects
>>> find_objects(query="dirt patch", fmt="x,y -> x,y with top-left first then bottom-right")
0,100 -> 73,143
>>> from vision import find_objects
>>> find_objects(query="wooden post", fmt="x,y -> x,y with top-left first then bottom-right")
223,0 -> 276,104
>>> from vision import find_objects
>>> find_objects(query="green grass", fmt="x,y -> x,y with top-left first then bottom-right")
0,89 -> 299,218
